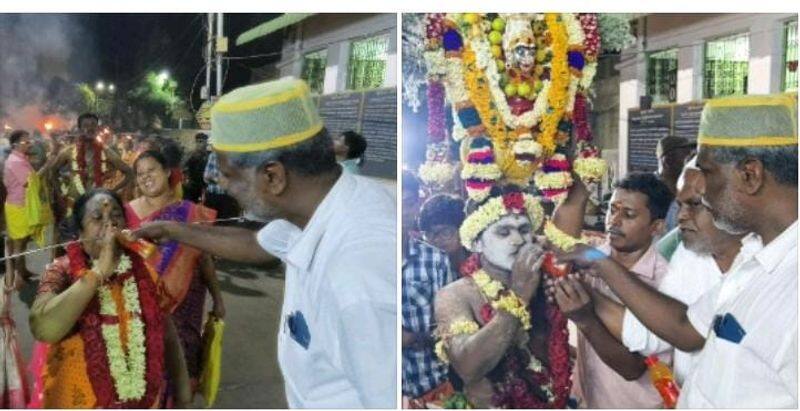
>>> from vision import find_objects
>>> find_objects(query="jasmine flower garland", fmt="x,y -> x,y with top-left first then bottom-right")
418,161 -> 456,186
94,254 -> 148,402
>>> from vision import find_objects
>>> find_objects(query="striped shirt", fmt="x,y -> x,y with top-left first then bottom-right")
203,151 -> 225,195
402,238 -> 456,398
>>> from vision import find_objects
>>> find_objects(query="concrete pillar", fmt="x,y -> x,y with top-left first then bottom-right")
677,41 -> 704,102
324,41 -> 349,94
748,15 -> 785,94
385,26 -> 398,88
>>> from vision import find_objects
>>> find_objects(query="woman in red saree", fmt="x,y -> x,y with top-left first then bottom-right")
29,189 -> 191,408
125,150 -> 225,394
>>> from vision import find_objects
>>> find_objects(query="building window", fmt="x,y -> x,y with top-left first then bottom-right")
347,34 -> 389,90
647,48 -> 678,103
704,33 -> 749,98
301,49 -> 327,94
784,20 -> 798,92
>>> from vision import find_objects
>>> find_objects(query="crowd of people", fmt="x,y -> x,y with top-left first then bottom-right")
0,77 -> 394,409
402,93 -> 797,408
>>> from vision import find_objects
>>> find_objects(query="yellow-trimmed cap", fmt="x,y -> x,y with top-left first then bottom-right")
210,77 -> 323,152
697,93 -> 798,147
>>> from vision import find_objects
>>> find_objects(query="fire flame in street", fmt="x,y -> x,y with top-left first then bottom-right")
44,121 -> 53,131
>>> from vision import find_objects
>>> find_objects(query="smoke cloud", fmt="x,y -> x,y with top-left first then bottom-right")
0,14 -> 94,133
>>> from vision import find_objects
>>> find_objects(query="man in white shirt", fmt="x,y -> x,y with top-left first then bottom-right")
559,93 -> 797,407
134,78 -> 396,408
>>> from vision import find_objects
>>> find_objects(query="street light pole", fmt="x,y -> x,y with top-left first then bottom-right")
216,12 -> 224,97
205,13 -> 214,101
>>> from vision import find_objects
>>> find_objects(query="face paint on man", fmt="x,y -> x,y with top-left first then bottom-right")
476,214 -> 534,271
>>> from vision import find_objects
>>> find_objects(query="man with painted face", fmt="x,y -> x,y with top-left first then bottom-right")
433,186 -> 565,409
548,172 -> 673,408
552,158 -> 745,386
559,93 -> 797,407
132,78 -> 396,408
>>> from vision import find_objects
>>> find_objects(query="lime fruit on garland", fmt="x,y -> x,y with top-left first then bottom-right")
463,13 -> 479,24
536,49 -> 548,63
489,30 -> 503,45
496,59 -> 506,72
517,82 -> 532,99
491,44 -> 503,58
491,17 -> 506,32
504,83 -> 518,97
534,80 -> 544,92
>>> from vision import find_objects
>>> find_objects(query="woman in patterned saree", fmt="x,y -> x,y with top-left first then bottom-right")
29,189 -> 191,408
125,150 -> 225,396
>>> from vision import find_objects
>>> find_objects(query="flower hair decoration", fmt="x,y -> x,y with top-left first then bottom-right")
459,191 -> 545,251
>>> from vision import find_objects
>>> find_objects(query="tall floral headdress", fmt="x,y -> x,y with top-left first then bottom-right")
459,190 -> 544,251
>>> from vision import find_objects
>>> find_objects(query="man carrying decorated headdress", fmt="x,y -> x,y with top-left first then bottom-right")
133,77 -> 397,408
559,93 -> 798,408
433,185 -> 574,409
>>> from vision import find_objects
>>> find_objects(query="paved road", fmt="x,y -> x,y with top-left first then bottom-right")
5,239 -> 289,408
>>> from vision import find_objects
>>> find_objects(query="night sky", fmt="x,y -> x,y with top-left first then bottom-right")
0,13 -> 283,114
84,13 -> 283,110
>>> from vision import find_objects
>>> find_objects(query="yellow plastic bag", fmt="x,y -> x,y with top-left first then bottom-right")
199,315 -> 224,408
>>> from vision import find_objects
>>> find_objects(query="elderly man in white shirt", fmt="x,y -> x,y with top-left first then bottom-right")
559,93 -> 798,408
134,78 -> 396,408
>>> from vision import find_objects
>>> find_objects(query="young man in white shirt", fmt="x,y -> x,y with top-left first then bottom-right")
558,93 -> 798,408
134,78 -> 396,408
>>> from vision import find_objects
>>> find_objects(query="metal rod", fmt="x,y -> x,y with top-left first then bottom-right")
206,13 -> 214,100
0,216 -> 249,263
215,12 -> 224,97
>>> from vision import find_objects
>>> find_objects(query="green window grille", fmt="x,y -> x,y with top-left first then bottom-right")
347,34 -> 389,90
647,48 -> 678,103
301,49 -> 327,94
784,20 -> 798,92
704,33 -> 749,98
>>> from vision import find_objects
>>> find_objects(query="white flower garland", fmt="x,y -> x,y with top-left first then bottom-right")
443,56 -> 470,104
563,13 -> 586,113
94,255 -> 147,402
424,50 -> 447,77
419,161 -> 456,186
